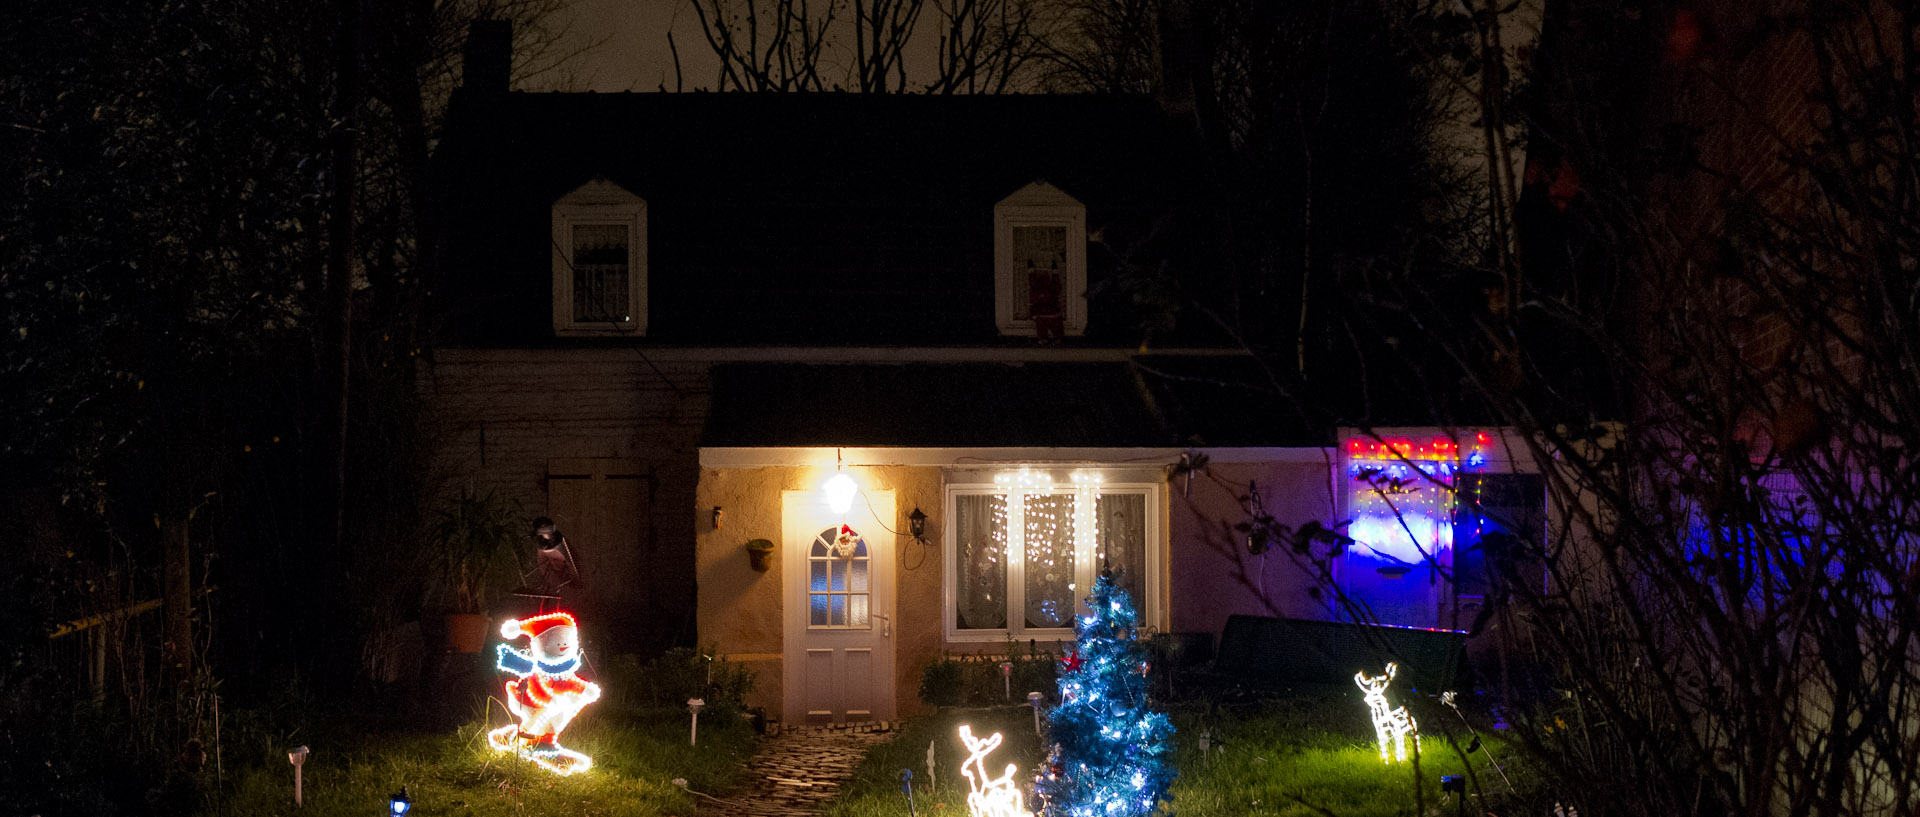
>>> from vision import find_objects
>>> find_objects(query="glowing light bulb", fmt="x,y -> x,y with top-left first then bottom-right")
825,473 -> 857,515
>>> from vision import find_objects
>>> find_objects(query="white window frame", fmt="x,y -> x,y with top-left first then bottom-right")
993,182 -> 1087,337
942,468 -> 1162,643
552,179 -> 648,337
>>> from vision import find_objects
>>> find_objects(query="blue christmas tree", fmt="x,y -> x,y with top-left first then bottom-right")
1034,569 -> 1175,817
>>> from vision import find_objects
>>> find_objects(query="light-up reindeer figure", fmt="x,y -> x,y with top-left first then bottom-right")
1355,662 -> 1419,764
958,725 -> 1033,817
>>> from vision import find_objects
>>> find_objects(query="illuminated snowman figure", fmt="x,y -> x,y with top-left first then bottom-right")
489,611 -> 602,774
1355,662 -> 1418,764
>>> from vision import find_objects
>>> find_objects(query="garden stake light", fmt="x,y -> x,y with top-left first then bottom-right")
388,786 -> 412,816
287,745 -> 307,807
1001,661 -> 1014,700
1355,663 -> 1418,764
1027,691 -> 1044,736
688,698 -> 705,746
901,768 -> 917,817
1441,691 -> 1514,793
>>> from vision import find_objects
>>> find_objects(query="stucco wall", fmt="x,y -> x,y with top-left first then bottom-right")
1169,460 -> 1340,639
694,463 -> 944,721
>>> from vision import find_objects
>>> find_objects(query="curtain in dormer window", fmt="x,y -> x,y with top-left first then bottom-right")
1010,225 -> 1066,321
571,224 -> 630,324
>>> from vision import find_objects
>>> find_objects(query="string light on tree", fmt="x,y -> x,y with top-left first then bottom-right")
959,725 -> 1034,817
1034,569 -> 1175,817
1355,663 -> 1419,764
488,612 -> 602,775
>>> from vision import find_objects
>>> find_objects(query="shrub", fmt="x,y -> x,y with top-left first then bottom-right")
918,640 -> 1058,708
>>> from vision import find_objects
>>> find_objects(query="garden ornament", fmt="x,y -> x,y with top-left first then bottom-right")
1355,663 -> 1418,763
489,611 -> 602,774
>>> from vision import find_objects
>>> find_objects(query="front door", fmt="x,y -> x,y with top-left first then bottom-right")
783,488 -> 895,724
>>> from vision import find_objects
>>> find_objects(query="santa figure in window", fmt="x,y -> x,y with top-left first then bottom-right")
488,612 -> 602,774
1028,260 -> 1065,344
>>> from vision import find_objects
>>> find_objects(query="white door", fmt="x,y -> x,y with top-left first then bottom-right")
783,488 -> 895,724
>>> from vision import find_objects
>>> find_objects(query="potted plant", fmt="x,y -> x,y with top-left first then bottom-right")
430,487 -> 525,653
744,538 -> 775,572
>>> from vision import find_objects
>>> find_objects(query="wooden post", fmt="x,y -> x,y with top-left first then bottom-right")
163,518 -> 192,682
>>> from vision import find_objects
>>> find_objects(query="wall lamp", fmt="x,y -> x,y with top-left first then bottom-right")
908,508 -> 928,540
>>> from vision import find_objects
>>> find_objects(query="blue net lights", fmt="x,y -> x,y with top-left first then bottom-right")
1033,569 -> 1175,817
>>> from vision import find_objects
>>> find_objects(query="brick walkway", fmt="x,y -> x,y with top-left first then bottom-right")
696,722 -> 897,816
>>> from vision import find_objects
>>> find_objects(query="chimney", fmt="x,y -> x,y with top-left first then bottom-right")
463,19 -> 512,93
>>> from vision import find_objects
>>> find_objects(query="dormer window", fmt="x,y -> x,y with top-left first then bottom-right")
552,180 -> 647,336
993,182 -> 1087,338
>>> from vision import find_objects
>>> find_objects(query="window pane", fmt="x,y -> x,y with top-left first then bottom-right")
1097,493 -> 1148,610
829,595 -> 846,626
955,494 -> 1008,630
572,224 -> 630,323
810,592 -> 828,626
849,593 -> 870,627
1011,225 -> 1066,321
810,561 -> 828,593
831,559 -> 847,592
850,558 -> 869,591
1025,492 -> 1076,629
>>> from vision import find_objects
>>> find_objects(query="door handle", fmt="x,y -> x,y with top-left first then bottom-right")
877,613 -> 891,637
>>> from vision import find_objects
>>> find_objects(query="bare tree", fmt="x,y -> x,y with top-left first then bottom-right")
682,0 -> 1046,92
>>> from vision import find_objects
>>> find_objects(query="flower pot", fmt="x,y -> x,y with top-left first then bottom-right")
446,612 -> 490,654
745,539 -> 775,572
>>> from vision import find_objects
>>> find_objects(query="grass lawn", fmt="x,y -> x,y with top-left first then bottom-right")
824,687 -> 1524,817
200,705 -> 755,817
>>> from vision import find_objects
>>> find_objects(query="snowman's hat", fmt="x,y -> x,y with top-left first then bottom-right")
500,611 -> 577,641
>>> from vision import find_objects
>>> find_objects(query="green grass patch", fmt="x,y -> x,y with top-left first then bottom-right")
824,689 -> 1525,817
202,705 -> 754,816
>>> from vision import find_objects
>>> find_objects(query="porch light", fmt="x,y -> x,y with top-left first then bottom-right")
825,473 -> 858,515
908,507 -> 928,538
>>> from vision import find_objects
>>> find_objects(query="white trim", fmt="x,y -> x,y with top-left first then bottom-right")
552,179 -> 648,337
699,446 -> 1335,468
433,346 -> 1250,363
942,471 -> 1164,644
994,182 -> 1087,337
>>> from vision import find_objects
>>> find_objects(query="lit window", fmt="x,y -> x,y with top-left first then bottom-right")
807,525 -> 873,628
993,182 -> 1087,338
945,469 -> 1161,641
551,179 -> 647,336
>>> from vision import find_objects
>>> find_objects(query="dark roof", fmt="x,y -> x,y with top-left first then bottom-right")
700,359 -> 1327,448
434,92 -> 1210,348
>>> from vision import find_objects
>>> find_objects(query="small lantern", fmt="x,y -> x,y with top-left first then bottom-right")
1027,692 -> 1045,736
388,786 -> 412,816
908,507 -> 928,539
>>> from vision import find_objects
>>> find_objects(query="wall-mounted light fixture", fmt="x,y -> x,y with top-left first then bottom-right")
711,506 -> 723,531
908,507 -> 928,540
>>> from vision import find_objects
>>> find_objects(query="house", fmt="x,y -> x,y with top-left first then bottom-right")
423,23 -> 1542,724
